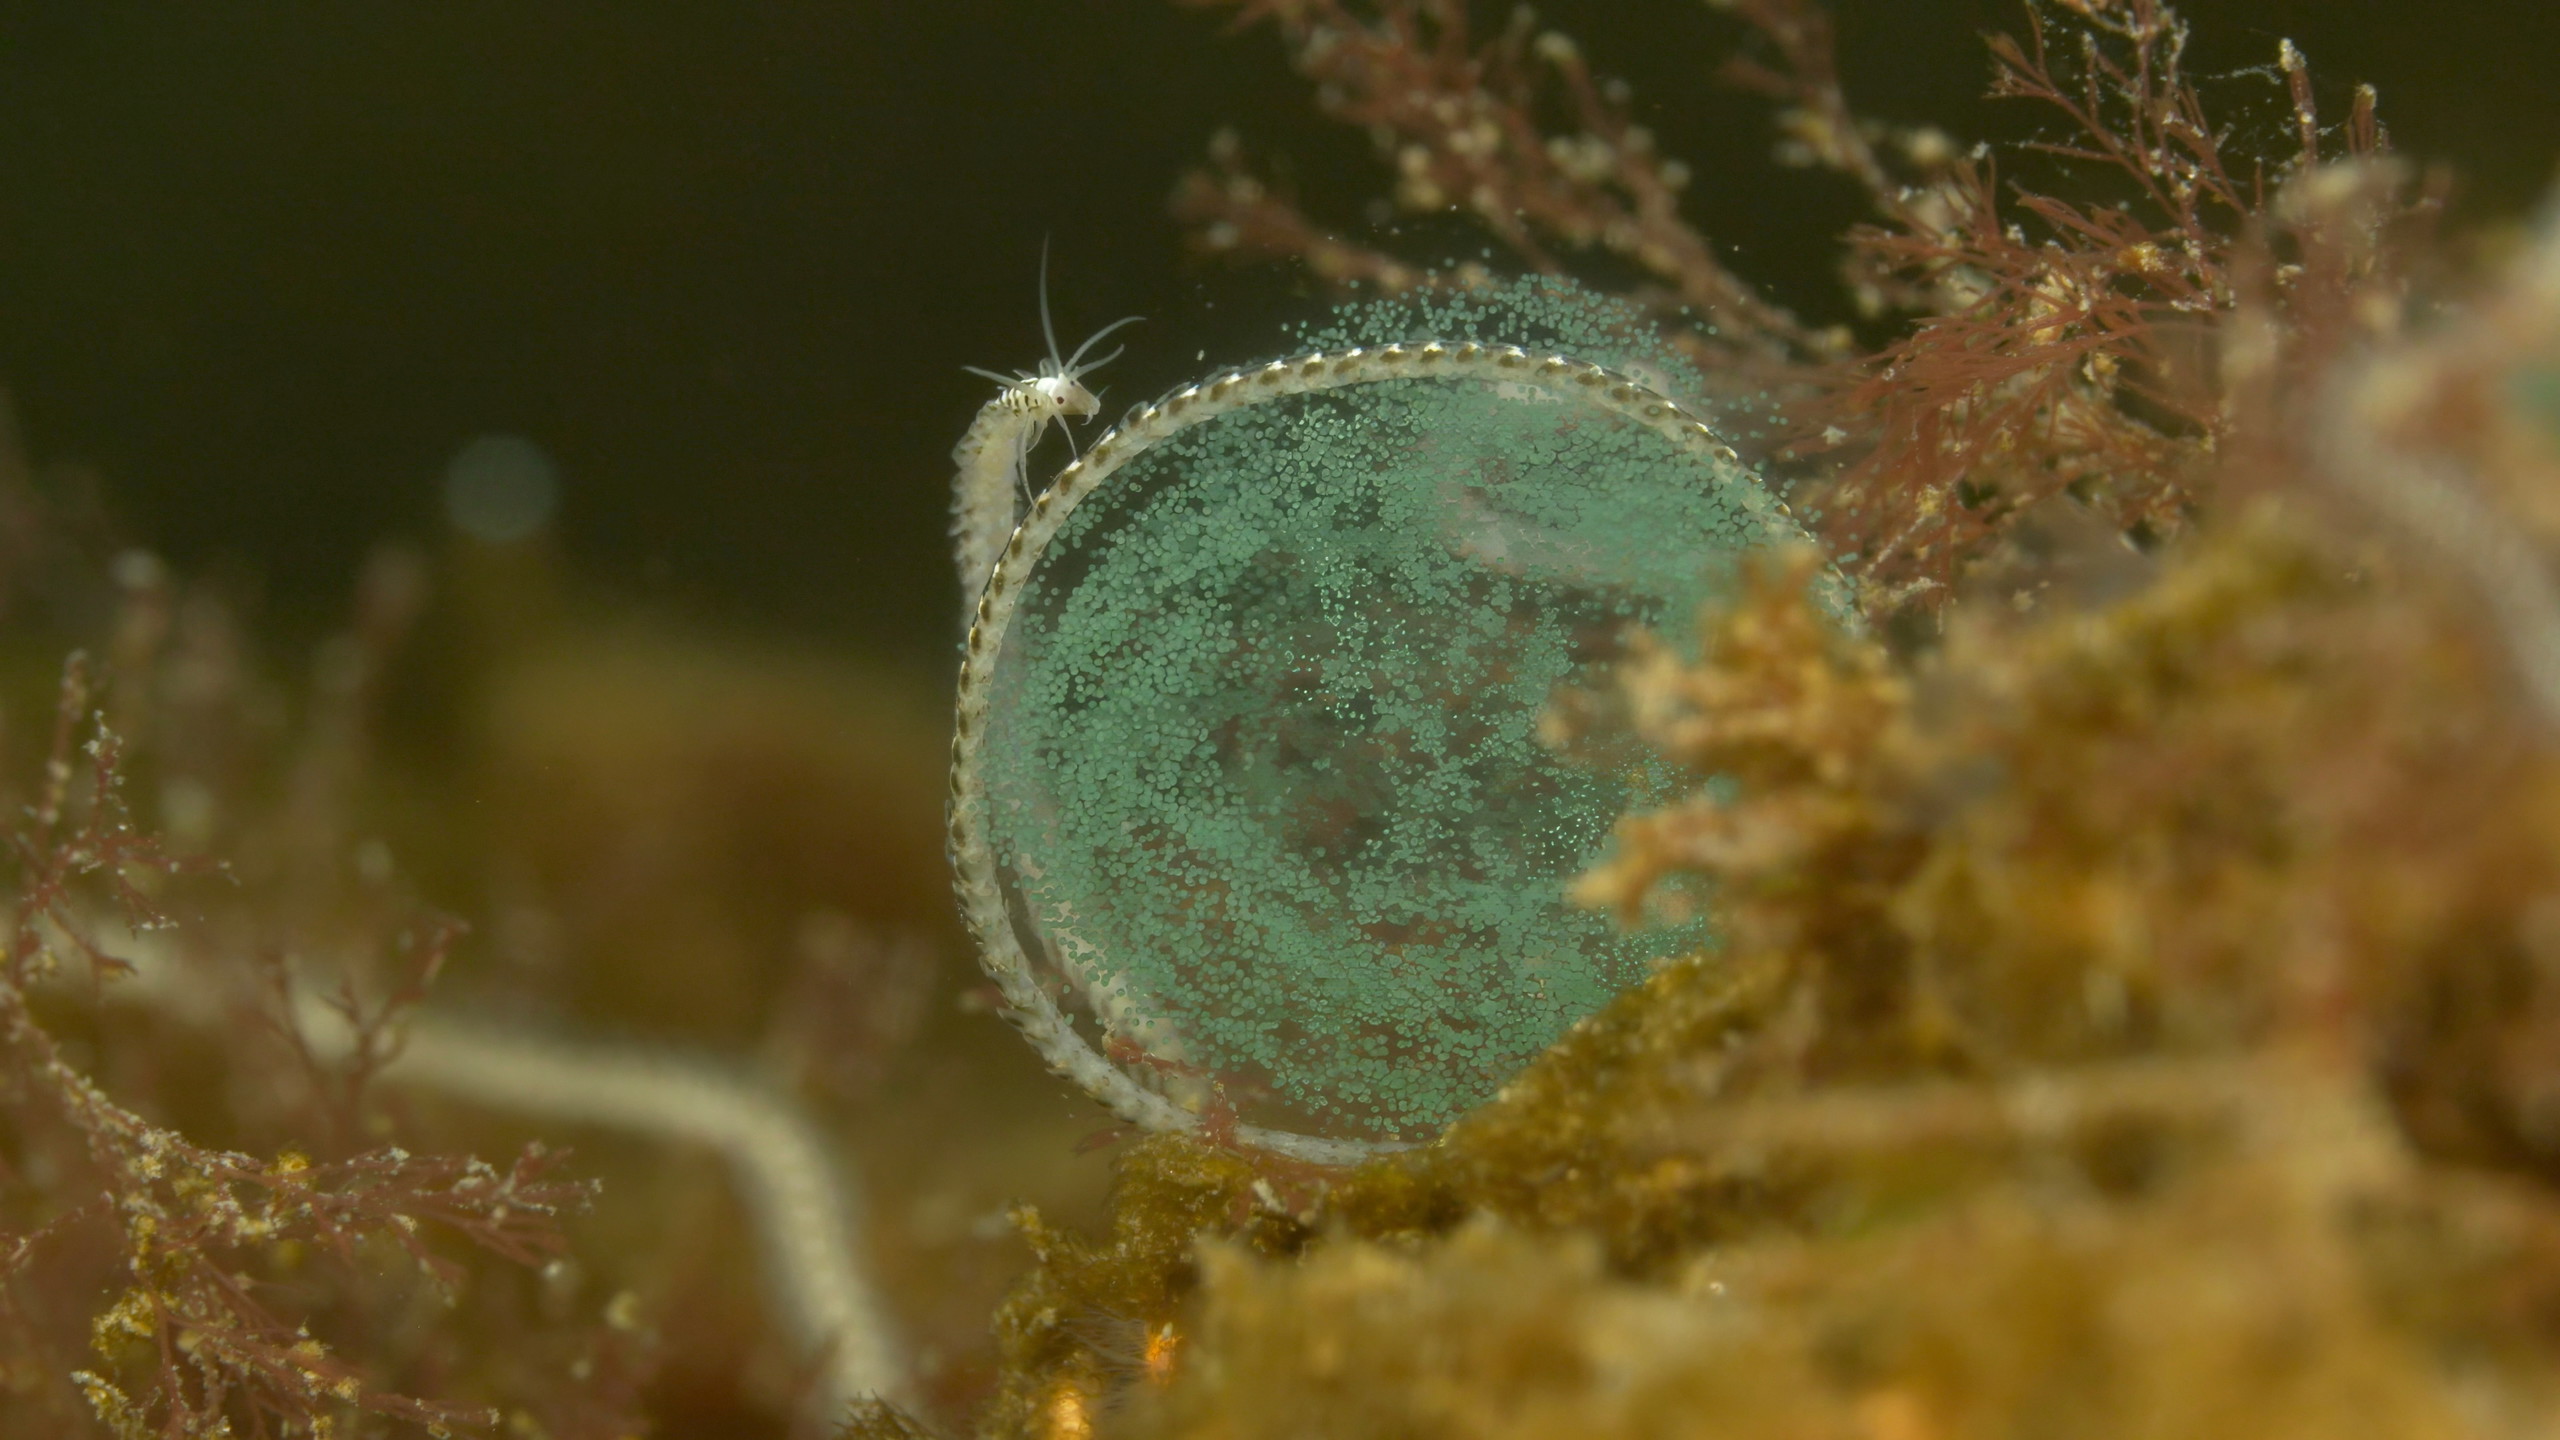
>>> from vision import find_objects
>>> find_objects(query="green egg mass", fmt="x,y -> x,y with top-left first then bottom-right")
961,278 -> 1835,1148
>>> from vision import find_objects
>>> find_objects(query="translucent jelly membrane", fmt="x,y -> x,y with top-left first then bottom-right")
977,362 -> 1815,1146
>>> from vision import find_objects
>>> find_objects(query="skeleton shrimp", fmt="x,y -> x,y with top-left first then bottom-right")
950,250 -> 1139,602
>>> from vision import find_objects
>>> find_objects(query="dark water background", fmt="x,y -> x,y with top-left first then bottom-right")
2,0 -> 2551,672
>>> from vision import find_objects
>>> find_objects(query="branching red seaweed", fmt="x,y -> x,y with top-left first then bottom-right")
1171,0 -> 2428,620
0,660 -> 594,1439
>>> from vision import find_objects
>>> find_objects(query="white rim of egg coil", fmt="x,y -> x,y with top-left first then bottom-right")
947,341 -> 1795,1167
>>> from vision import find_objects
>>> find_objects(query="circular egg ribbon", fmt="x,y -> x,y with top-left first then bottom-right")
948,341 -> 1792,1166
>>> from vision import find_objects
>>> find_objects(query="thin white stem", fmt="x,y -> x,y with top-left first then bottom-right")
87,933 -> 912,1417
2308,208 -> 2560,728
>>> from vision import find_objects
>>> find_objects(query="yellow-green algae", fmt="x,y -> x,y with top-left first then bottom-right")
924,509 -> 2560,1440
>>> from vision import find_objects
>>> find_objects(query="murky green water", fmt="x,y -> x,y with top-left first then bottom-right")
0,1 -> 2548,666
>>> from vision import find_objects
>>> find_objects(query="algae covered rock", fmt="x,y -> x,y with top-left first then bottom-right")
974,516 -> 2560,1438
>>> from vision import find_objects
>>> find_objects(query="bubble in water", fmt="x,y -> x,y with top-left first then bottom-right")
442,433 -> 560,544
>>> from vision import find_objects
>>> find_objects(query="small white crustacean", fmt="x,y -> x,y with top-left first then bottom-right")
950,251 -> 1139,602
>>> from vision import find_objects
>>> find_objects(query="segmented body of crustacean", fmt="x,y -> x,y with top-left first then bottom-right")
950,253 -> 1138,601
